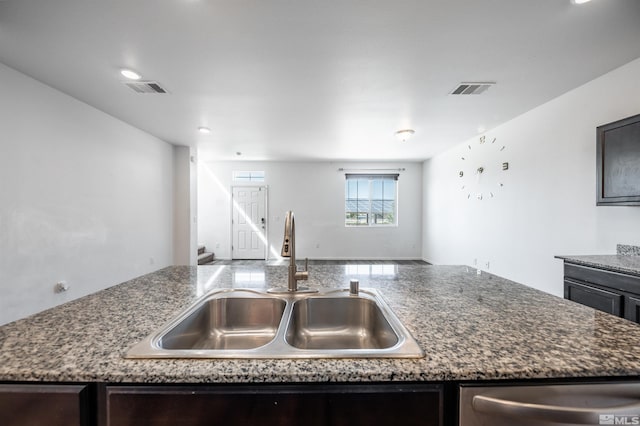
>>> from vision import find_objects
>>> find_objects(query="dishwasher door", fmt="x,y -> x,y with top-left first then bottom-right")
460,382 -> 640,426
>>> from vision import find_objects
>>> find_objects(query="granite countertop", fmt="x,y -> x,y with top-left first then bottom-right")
2,264 -> 640,384
556,252 -> 640,278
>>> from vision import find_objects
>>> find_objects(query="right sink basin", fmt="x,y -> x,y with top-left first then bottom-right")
285,297 -> 399,350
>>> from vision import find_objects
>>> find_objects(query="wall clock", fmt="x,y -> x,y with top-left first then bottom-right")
459,135 -> 509,200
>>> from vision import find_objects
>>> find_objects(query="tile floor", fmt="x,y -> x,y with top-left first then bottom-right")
203,259 -> 429,266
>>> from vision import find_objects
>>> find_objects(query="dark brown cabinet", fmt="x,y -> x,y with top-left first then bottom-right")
596,113 -> 640,206
564,278 -> 622,315
0,384 -> 89,426
0,382 -> 444,426
563,263 -> 640,323
624,295 -> 640,323
100,383 -> 442,426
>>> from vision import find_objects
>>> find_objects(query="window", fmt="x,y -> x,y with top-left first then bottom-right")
232,171 -> 265,182
345,174 -> 398,226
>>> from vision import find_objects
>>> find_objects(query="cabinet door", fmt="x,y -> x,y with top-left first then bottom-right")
0,384 -> 89,426
564,279 -> 622,316
625,295 -> 640,323
103,383 -> 442,426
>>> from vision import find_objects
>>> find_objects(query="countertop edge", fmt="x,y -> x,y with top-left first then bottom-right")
556,255 -> 640,278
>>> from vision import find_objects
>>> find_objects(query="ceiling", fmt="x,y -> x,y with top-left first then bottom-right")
1,0 -> 639,162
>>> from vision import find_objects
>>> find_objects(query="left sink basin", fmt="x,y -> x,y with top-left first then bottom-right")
126,290 -> 288,358
159,296 -> 286,350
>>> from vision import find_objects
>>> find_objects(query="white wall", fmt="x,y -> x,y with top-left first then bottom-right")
173,146 -> 198,265
423,57 -> 640,296
0,62 -> 175,325
198,161 -> 423,260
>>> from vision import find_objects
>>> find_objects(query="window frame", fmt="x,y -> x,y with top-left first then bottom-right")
232,170 -> 265,183
344,173 -> 399,227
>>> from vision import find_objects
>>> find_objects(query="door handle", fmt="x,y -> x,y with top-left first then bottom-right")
473,394 -> 640,424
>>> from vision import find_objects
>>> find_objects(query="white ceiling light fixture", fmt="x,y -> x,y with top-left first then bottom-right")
120,68 -> 142,80
198,126 -> 211,134
395,129 -> 415,142
571,0 -> 591,4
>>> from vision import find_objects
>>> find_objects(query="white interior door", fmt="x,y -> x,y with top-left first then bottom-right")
231,186 -> 267,259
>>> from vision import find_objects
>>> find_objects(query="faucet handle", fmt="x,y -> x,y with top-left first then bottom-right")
294,258 -> 310,282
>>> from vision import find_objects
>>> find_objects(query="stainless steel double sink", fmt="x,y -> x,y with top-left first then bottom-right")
125,288 -> 424,359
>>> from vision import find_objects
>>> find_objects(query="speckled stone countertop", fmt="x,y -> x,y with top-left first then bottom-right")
2,264 -> 640,384
556,249 -> 640,277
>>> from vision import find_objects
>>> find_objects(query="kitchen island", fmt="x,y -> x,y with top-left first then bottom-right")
2,264 -> 640,425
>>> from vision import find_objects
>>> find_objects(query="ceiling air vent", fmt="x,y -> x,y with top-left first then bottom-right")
450,82 -> 495,95
124,81 -> 168,94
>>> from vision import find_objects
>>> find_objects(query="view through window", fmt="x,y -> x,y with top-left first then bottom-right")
345,174 -> 398,226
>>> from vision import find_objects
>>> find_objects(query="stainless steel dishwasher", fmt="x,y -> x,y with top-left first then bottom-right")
460,382 -> 640,426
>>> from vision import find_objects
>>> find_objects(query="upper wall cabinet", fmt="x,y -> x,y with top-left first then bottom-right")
596,113 -> 640,206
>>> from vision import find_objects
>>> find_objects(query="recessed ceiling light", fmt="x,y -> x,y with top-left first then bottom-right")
120,68 -> 142,80
571,0 -> 591,4
395,129 -> 415,142
198,127 -> 211,134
